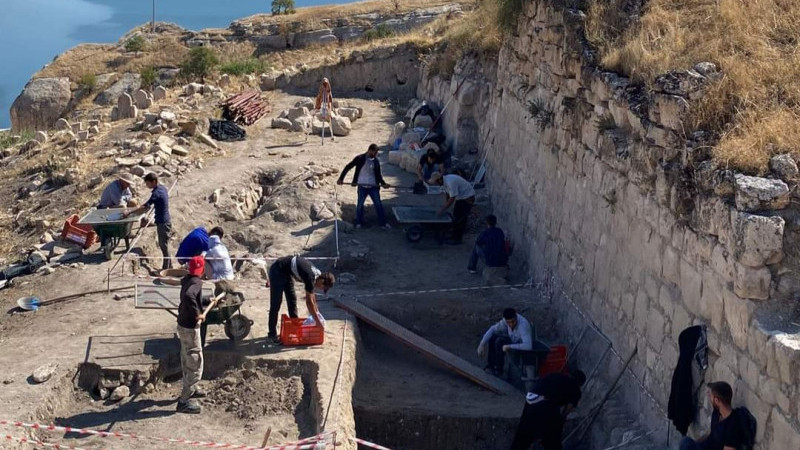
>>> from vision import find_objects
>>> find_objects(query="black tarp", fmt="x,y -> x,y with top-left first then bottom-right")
209,119 -> 246,142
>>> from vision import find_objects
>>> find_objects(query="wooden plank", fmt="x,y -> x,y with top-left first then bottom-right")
334,297 -> 516,395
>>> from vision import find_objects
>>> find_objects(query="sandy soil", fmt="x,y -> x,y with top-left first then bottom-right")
0,85 -> 537,449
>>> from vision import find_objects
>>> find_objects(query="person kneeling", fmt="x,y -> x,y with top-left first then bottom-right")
477,308 -> 532,377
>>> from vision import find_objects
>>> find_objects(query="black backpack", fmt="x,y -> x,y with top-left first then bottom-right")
735,407 -> 757,450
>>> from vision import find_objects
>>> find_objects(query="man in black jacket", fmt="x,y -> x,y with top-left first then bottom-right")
176,256 -> 207,414
510,370 -> 586,450
337,144 -> 391,229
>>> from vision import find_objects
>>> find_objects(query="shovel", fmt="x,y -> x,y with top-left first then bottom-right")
16,285 -> 136,311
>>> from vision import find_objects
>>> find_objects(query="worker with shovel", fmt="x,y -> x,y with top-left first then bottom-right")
176,256 -> 207,414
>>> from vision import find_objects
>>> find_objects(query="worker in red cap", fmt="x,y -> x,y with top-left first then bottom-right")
177,255 -> 206,414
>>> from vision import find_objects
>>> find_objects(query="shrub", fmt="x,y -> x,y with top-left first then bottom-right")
496,0 -> 527,33
140,66 -> 158,89
124,35 -> 147,52
0,130 -> 35,150
220,58 -> 271,76
362,24 -> 395,42
180,47 -> 219,81
78,73 -> 97,91
271,0 -> 296,15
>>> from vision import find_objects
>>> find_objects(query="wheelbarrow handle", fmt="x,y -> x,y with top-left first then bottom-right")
202,292 -> 227,317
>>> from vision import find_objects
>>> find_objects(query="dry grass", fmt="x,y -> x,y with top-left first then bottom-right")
239,0 -> 472,30
37,35 -> 190,81
586,0 -> 800,174
426,0 -> 502,76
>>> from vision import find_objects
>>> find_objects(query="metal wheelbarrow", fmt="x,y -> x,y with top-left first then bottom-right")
392,206 -> 453,243
199,296 -> 253,346
78,208 -> 144,260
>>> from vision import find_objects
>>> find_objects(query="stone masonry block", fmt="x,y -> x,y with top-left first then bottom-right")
700,268 -> 725,332
733,261 -> 771,300
722,288 -> 756,350
734,174 -> 790,212
731,211 -> 785,267
748,321 -> 771,372
735,385 -> 772,444
767,409 -> 800,450
662,246 -> 681,286
679,259 -> 703,316
767,333 -> 800,385
646,307 -> 666,351
710,243 -> 734,281
693,197 -> 733,244
658,283 -> 678,321
671,303 -> 692,343
634,288 -> 650,334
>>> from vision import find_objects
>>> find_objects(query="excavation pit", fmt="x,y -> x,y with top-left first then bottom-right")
351,293 -> 559,450
48,355 -> 322,449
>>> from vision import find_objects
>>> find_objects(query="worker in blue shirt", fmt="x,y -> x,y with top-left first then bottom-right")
468,214 -> 508,273
124,173 -> 172,270
176,227 -> 210,266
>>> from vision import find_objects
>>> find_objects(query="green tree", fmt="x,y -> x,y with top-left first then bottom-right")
180,47 -> 219,81
271,0 -> 296,15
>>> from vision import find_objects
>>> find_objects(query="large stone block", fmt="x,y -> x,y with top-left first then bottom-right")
646,307 -> 666,351
662,246 -> 681,285
679,259 -> 703,316
767,409 -> 800,450
722,288 -> 755,349
693,196 -> 732,243
730,211 -> 784,267
732,261 -> 771,300
700,268 -> 725,331
767,333 -> 800,385
734,174 -> 790,212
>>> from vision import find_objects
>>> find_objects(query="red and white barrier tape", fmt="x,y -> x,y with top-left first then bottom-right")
350,437 -> 392,450
3,433 -> 91,450
0,420 -> 330,450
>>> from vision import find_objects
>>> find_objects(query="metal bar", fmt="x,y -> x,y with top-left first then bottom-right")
584,343 -> 612,391
565,326 -> 589,366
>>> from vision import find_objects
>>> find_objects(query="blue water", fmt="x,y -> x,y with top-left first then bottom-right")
0,0 -> 350,128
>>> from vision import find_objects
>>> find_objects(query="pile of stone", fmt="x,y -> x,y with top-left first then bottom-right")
270,98 -> 361,137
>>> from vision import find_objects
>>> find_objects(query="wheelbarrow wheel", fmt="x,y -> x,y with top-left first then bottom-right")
405,225 -> 423,243
225,314 -> 252,342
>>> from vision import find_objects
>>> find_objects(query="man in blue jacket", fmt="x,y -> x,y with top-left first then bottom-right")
337,143 -> 391,229
468,214 -> 508,273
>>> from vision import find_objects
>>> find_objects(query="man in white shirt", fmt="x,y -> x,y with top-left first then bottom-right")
429,172 -> 476,244
477,308 -> 533,376
205,227 -> 234,281
337,144 -> 392,230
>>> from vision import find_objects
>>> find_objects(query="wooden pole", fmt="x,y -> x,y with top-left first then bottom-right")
260,427 -> 272,447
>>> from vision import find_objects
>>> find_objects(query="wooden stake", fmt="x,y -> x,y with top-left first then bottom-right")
260,427 -> 272,447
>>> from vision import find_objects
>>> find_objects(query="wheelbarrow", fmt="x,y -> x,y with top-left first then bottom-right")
133,283 -> 253,346
78,208 -> 144,260
199,296 -> 253,346
392,205 -> 453,243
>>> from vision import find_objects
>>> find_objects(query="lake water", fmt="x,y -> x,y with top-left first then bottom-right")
0,0 -> 351,129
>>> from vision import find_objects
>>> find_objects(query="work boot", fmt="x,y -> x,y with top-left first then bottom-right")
191,387 -> 207,398
267,334 -> 281,345
176,399 -> 201,414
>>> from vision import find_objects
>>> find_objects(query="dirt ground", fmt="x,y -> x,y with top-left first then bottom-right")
0,87 -> 537,449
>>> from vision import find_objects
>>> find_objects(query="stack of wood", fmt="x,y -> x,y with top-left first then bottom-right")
222,90 -> 270,125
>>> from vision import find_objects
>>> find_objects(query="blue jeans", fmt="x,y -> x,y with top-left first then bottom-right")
356,185 -> 386,226
468,245 -> 485,271
680,437 -> 703,450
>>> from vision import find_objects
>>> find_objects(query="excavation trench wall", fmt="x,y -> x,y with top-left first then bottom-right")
417,0 -> 800,447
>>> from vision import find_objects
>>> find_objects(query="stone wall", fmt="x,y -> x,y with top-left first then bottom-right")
418,1 -> 800,448
276,44 -> 422,101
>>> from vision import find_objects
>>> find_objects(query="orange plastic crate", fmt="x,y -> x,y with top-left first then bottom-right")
61,214 -> 97,249
280,314 -> 325,346
539,345 -> 568,377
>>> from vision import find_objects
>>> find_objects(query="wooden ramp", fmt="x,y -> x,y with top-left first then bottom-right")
334,297 -> 517,395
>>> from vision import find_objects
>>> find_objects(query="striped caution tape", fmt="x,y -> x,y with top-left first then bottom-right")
0,420 -> 331,450
3,433 -> 91,450
350,437 -> 392,450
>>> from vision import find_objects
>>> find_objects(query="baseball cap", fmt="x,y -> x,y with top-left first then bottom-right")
188,256 -> 205,276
